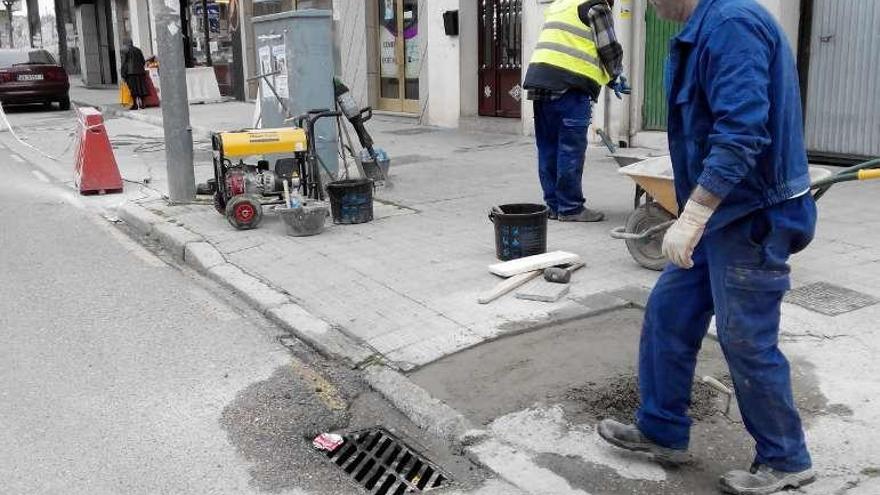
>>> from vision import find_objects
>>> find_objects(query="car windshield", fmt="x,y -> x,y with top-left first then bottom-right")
0,50 -> 56,67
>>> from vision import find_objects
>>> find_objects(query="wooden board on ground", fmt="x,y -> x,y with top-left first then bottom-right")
488,251 -> 581,278
516,279 -> 571,303
478,270 -> 542,304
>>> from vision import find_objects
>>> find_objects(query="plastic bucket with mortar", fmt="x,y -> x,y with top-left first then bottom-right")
489,203 -> 548,261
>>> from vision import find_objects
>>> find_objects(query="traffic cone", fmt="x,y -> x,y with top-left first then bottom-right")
73,107 -> 123,195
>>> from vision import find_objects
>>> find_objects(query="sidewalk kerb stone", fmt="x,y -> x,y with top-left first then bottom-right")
117,202 -> 162,237
153,222 -> 204,260
184,242 -> 227,271
364,365 -> 475,445
267,303 -> 376,364
208,264 -> 290,313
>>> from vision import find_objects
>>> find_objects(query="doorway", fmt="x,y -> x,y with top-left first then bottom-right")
376,0 -> 421,113
478,0 -> 522,118
642,5 -> 680,131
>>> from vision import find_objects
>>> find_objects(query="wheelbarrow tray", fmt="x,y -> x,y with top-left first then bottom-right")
618,158 -> 837,218
618,156 -> 678,215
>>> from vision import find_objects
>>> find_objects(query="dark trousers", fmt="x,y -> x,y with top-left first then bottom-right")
533,91 -> 592,216
637,195 -> 817,472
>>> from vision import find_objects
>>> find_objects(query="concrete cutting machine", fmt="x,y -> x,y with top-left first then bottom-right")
207,110 -> 340,230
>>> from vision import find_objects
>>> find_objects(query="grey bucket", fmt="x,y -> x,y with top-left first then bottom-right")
276,202 -> 329,237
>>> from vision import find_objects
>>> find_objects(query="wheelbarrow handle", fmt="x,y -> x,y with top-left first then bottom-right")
609,220 -> 675,241
811,158 -> 880,190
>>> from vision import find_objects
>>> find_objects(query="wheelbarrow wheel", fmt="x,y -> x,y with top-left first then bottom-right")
625,204 -> 675,271
226,194 -> 263,230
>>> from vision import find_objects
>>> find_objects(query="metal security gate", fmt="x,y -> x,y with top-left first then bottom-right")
478,0 -> 522,118
804,0 -> 880,160
642,5 -> 681,131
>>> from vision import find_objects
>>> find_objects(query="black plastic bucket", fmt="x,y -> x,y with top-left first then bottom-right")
489,203 -> 548,261
327,179 -> 374,224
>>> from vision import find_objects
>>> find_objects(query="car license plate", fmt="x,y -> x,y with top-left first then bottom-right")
17,74 -> 43,81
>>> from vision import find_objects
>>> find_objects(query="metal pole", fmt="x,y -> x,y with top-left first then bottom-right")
54,0 -> 69,69
152,0 -> 195,203
5,3 -> 13,48
201,0 -> 211,65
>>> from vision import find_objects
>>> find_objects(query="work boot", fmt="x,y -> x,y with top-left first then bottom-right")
719,464 -> 816,495
597,419 -> 691,466
559,208 -> 605,222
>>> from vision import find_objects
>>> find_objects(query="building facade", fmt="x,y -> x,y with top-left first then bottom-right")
88,0 -> 878,160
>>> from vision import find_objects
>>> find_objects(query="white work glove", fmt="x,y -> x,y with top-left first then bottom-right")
662,200 -> 714,269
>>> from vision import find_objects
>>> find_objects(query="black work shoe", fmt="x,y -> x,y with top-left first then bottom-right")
547,210 -> 558,220
559,208 -> 605,222
719,464 -> 816,495
597,419 -> 691,466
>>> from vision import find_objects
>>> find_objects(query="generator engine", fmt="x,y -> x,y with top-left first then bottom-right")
223,161 -> 284,197
209,127 -> 309,230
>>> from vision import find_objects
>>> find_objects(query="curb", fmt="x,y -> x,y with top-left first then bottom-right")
363,365 -> 480,446
71,100 -> 214,141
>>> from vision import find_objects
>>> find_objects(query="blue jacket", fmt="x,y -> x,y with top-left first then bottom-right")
666,0 -> 811,231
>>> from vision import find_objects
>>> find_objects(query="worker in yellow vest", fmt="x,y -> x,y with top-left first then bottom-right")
524,0 -> 629,222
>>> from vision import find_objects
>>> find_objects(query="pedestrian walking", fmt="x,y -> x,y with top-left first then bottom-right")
523,0 -> 630,222
120,40 -> 149,110
597,1 -> 817,494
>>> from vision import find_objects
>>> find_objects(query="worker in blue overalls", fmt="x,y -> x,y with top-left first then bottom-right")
597,1 -> 817,494
523,0 -> 630,222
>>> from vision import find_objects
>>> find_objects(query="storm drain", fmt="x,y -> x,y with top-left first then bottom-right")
786,281 -> 879,316
325,427 -> 449,494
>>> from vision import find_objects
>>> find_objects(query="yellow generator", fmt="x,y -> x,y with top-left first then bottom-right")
207,110 -> 340,229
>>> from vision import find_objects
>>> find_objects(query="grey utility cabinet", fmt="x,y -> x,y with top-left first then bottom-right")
252,9 -> 338,174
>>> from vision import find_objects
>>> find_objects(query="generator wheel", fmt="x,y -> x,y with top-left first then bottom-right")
624,204 -> 675,271
225,195 -> 263,230
213,191 -> 227,215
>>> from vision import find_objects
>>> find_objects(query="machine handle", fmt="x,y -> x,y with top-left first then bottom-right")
360,107 -> 373,122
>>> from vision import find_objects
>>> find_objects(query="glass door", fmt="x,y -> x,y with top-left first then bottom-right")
377,0 -> 420,113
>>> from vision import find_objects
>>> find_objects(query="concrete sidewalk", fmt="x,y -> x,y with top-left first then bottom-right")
8,89 -> 880,494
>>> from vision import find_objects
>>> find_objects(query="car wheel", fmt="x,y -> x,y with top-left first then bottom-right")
58,97 -> 71,111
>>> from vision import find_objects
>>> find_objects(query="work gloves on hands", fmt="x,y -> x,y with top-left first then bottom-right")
661,200 -> 714,269
608,76 -> 631,99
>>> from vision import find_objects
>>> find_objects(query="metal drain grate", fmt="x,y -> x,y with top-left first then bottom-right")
786,282 -> 879,316
325,428 -> 449,494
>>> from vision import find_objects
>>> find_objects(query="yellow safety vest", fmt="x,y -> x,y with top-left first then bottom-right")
529,0 -> 612,86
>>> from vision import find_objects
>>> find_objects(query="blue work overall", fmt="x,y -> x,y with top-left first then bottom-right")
637,195 -> 816,472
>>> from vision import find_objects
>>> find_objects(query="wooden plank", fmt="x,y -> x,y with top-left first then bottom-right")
516,280 -> 571,303
478,270 -> 542,304
488,251 -> 581,278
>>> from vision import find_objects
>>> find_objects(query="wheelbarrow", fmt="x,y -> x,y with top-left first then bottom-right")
610,156 -> 880,271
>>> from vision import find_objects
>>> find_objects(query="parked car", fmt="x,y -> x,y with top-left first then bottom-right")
0,49 -> 70,110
